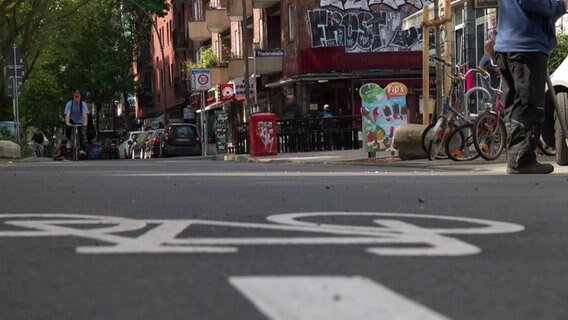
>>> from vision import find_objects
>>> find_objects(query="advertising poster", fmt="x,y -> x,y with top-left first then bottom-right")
359,82 -> 408,152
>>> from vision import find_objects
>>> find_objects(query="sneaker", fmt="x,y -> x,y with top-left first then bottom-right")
507,162 -> 554,174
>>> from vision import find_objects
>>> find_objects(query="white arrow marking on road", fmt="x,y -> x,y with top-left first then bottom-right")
229,276 -> 451,320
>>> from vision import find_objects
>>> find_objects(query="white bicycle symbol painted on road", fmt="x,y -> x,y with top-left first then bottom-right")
0,212 -> 524,256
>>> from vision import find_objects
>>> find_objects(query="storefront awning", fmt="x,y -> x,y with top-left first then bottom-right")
264,71 -> 424,88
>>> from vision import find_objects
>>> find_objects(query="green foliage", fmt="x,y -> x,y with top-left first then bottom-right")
550,33 -> 568,72
0,127 -> 10,140
2,0 -> 168,134
198,46 -> 225,68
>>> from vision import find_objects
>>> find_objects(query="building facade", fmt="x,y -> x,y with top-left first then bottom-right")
133,0 -> 511,150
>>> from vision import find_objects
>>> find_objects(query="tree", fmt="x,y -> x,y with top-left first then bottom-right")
549,33 -> 568,72
5,0 -> 169,136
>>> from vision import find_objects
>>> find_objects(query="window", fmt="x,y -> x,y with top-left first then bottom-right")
193,0 -> 203,21
235,26 -> 242,58
288,5 -> 295,42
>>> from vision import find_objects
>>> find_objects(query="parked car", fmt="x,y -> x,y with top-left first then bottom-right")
144,129 -> 164,158
131,130 -> 154,159
100,138 -> 120,159
160,123 -> 201,157
546,56 -> 568,165
118,131 -> 142,159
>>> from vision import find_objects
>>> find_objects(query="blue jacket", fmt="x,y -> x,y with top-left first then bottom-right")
495,0 -> 565,56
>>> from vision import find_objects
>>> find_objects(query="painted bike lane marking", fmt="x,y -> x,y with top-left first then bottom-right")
229,276 -> 450,320
0,212 -> 524,256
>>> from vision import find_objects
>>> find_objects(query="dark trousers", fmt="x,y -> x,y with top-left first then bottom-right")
65,124 -> 85,149
495,52 -> 547,168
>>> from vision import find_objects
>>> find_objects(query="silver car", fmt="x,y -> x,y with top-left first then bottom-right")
545,57 -> 568,165
118,131 -> 142,159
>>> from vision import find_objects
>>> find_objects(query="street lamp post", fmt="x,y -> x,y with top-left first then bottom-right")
127,0 -> 168,126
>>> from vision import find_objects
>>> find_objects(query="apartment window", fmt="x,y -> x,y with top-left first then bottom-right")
235,26 -> 242,58
193,0 -> 203,21
288,5 -> 295,42
170,63 -> 173,87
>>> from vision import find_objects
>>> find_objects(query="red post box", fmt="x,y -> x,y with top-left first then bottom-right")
249,113 -> 277,156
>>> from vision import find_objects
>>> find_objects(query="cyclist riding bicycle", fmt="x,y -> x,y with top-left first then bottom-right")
31,131 -> 46,157
64,91 -> 89,152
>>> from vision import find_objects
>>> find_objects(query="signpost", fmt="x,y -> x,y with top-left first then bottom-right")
253,49 -> 284,108
191,69 -> 212,156
3,44 -> 25,142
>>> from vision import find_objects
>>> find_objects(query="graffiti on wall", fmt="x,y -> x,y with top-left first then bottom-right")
309,0 -> 432,52
319,0 -> 429,11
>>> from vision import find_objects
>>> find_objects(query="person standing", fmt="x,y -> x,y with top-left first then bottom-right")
318,104 -> 337,150
479,39 -> 501,91
283,94 -> 302,119
64,91 -> 89,151
494,0 -> 568,174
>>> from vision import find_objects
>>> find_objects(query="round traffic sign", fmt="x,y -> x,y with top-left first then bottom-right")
198,74 -> 209,85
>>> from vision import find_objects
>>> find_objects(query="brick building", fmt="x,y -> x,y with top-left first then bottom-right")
132,0 -> 506,151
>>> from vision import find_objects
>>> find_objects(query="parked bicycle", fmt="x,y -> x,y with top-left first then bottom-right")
472,74 -> 555,161
422,57 -> 492,161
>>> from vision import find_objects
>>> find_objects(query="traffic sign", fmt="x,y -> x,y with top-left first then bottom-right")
191,69 -> 211,91
3,45 -> 26,97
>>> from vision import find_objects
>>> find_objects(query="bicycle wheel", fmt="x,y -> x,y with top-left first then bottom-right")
421,122 -> 436,155
426,116 -> 449,161
72,129 -> 79,161
445,123 -> 480,161
473,112 -> 506,161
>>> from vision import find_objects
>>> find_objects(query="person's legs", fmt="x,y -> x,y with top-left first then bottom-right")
497,52 -> 549,171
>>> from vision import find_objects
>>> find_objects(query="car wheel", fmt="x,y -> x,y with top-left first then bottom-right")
555,91 -> 568,165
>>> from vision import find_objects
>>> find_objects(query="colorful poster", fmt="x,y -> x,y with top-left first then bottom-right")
359,82 -> 408,152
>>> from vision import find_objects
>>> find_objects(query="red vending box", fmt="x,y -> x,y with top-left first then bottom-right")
249,113 -> 277,156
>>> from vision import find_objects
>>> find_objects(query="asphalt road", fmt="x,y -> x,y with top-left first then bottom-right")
1,158 -> 567,320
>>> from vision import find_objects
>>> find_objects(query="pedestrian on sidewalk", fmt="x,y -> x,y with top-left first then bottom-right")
494,0 -> 568,174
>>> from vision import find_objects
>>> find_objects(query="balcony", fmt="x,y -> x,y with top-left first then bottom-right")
188,20 -> 212,42
206,8 -> 230,33
252,0 -> 279,9
227,0 -> 253,21
172,30 -> 188,51
228,57 -> 254,79
210,65 -> 230,84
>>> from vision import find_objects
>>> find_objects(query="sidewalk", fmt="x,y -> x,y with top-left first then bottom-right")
212,149 -> 568,174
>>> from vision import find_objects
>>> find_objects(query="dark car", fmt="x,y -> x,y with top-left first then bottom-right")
144,128 -> 164,158
131,130 -> 154,159
160,123 -> 201,157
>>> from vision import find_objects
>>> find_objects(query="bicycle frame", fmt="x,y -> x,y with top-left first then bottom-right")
71,124 -> 81,161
